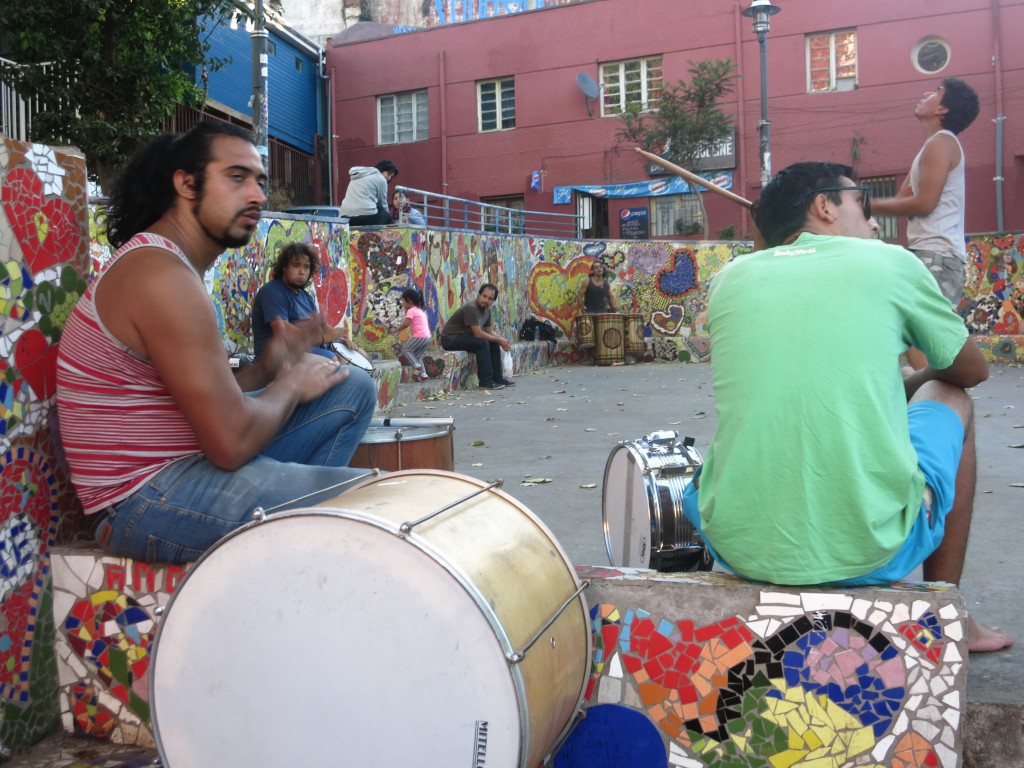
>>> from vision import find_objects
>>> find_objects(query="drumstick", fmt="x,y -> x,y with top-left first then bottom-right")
372,417 -> 455,428
634,148 -> 753,209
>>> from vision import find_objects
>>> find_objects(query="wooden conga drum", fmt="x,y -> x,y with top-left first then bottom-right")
575,314 -> 595,348
593,313 -> 625,366
625,314 -> 645,357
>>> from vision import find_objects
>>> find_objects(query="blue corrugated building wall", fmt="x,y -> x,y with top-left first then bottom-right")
197,10 -> 322,155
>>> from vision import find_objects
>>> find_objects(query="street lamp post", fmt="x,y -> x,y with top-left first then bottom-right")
741,0 -> 781,187
251,0 -> 270,189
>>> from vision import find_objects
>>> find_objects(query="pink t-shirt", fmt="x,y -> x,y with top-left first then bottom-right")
406,306 -> 431,338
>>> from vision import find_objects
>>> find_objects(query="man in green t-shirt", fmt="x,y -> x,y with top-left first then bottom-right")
687,161 -> 1011,653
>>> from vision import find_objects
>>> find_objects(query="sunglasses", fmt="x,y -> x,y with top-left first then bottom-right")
802,185 -> 872,220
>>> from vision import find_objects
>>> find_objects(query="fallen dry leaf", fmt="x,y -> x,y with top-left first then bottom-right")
579,483 -> 597,489
470,440 -> 485,446
471,462 -> 484,467
521,476 -> 552,485
585,428 -> 596,432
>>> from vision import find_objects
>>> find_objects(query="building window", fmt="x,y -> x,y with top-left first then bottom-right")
913,37 -> 951,74
653,195 -> 703,237
378,90 -> 429,145
482,196 -> 525,234
806,31 -> 857,93
600,56 -> 663,117
295,58 -> 303,72
860,175 -> 899,241
478,77 -> 515,132
267,41 -> 276,55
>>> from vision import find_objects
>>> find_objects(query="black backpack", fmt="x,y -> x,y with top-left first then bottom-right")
519,317 -> 558,342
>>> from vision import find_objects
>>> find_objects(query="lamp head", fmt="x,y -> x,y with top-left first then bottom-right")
741,0 -> 781,34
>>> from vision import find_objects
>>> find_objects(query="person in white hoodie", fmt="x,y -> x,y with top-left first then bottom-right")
339,160 -> 398,225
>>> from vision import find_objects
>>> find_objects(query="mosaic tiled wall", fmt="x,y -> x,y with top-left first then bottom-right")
0,138 -> 91,747
563,568 -> 966,768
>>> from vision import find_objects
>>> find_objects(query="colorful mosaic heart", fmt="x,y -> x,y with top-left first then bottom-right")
1,168 -> 80,274
655,248 -> 698,299
528,261 -> 590,335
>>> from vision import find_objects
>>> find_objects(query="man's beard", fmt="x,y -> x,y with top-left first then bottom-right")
192,201 -> 257,249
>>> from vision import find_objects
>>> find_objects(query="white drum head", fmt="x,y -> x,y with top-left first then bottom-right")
602,445 -> 653,568
332,340 -> 374,371
151,511 -> 523,767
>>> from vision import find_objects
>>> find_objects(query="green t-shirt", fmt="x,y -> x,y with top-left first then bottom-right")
698,233 -> 968,584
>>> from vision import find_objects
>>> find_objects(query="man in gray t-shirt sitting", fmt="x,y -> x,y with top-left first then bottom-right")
440,283 -> 515,390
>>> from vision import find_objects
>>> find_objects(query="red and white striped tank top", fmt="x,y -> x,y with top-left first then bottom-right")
56,233 -> 202,514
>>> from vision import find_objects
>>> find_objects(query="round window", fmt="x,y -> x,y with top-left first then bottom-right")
913,38 -> 951,74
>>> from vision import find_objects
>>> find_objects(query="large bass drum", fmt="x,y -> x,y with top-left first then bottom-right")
150,470 -> 590,768
602,431 -> 713,572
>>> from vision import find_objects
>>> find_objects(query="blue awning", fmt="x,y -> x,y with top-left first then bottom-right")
553,171 -> 733,204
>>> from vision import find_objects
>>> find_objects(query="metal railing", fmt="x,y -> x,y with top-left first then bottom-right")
0,57 -> 54,141
396,186 -> 582,238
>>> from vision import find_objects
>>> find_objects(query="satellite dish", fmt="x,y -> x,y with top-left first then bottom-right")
577,72 -> 600,116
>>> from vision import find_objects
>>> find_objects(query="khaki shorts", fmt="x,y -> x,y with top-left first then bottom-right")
911,249 -> 966,306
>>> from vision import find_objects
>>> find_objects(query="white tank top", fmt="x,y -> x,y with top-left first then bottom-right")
906,129 -> 967,262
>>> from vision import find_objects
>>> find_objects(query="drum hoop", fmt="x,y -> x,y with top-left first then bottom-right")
358,425 -> 454,444
601,441 -> 663,567
330,340 -> 373,372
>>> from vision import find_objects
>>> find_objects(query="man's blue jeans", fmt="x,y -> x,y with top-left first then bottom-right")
441,334 -> 502,385
95,368 -> 378,563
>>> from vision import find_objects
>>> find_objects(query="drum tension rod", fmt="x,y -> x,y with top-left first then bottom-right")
399,480 -> 504,536
508,580 -> 591,665
251,470 -> 380,519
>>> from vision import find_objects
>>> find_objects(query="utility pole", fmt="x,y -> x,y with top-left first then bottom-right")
251,0 -> 270,196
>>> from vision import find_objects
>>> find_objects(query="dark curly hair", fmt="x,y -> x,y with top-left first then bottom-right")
105,122 -> 255,249
400,287 -> 424,307
272,242 -> 319,284
753,162 -> 855,248
939,78 -> 980,135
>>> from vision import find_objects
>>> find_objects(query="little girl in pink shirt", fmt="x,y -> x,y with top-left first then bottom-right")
394,288 -> 432,381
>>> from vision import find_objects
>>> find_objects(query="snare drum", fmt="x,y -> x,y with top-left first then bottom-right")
330,339 -> 374,372
624,314 -> 645,357
349,417 -> 455,471
574,314 -> 595,349
593,313 -> 624,366
602,431 -> 712,572
150,470 -> 590,768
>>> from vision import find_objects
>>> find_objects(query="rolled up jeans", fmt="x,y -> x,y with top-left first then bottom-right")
94,367 -> 378,563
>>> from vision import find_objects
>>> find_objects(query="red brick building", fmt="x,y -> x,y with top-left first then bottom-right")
326,0 -> 1023,241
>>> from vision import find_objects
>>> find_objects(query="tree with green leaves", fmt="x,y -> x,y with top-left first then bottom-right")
0,0 -> 240,192
617,59 -> 737,238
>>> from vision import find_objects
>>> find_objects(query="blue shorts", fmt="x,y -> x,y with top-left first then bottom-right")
683,400 -> 965,585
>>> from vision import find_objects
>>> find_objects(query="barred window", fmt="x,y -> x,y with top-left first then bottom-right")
653,194 -> 703,237
600,56 -> 663,116
378,90 -> 428,144
482,196 -> 525,234
478,77 -> 515,132
861,175 -> 899,241
807,31 -> 857,93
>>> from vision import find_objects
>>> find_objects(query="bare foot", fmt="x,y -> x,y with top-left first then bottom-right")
967,616 -> 1014,653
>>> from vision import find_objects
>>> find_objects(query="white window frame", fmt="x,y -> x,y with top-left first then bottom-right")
378,89 -> 429,145
478,77 -> 516,132
806,30 -> 857,93
652,194 -> 703,237
600,56 -> 663,117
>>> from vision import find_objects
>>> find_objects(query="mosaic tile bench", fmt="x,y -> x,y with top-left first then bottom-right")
559,566 -> 966,768
50,545 -> 967,768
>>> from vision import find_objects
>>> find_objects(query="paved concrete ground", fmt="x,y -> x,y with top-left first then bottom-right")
10,360 -> 1022,766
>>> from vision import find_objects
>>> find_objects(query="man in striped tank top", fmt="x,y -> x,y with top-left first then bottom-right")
56,122 -> 377,564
